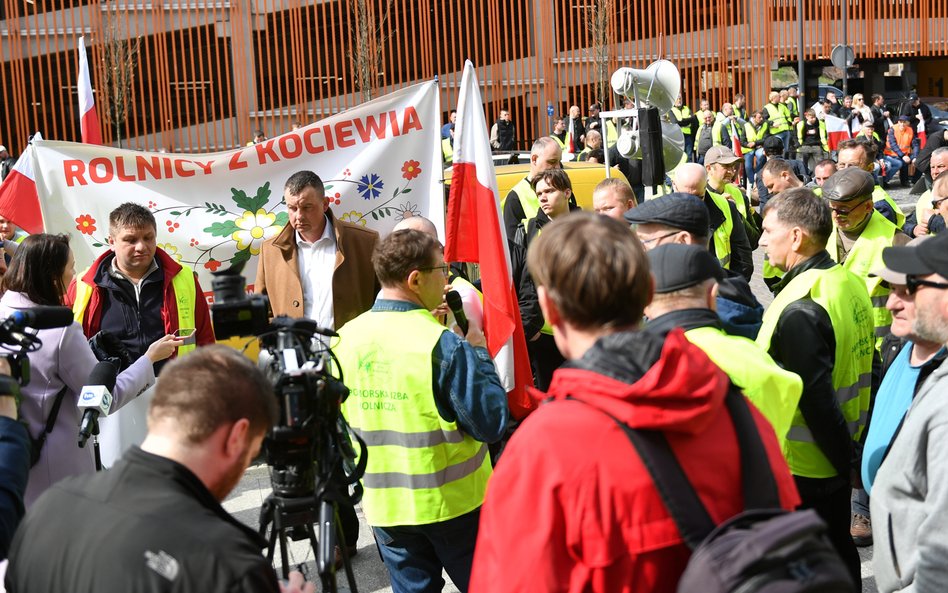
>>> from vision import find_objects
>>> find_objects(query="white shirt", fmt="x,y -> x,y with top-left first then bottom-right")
296,216 -> 337,330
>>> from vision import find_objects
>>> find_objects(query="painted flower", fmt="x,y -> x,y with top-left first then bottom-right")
357,173 -> 384,200
75,214 -> 97,235
204,259 -> 222,272
401,160 -> 421,180
340,211 -> 367,227
157,243 -> 182,262
397,201 -> 421,220
231,209 -> 280,255
342,168 -> 352,177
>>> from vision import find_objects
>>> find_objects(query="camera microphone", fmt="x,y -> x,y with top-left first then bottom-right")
445,290 -> 468,335
78,361 -> 118,448
8,306 -> 74,330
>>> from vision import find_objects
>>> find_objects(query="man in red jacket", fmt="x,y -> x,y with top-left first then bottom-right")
469,212 -> 800,593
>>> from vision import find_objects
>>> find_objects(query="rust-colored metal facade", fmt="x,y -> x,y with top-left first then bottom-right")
2,0 -> 947,154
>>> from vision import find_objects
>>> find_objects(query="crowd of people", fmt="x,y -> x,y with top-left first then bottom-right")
0,82 -> 946,593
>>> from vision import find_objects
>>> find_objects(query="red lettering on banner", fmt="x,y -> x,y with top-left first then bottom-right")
162,157 -> 174,178
137,156 -> 162,180
354,114 -> 387,143
115,157 -> 135,182
402,106 -> 423,133
255,140 -> 280,165
64,160 -> 88,187
323,125 -> 335,151
335,120 -> 355,148
174,159 -> 196,177
193,160 -> 214,175
88,158 -> 114,183
229,151 -> 248,170
388,110 -> 400,136
278,135 -> 303,159
303,127 -> 324,154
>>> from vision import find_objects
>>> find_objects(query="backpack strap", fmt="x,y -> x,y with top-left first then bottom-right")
570,384 -> 782,549
35,385 -> 69,447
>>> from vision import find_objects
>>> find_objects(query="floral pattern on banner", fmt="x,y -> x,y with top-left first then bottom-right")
72,159 -> 427,272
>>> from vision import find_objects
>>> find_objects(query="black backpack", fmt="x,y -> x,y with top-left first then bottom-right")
587,387 -> 854,593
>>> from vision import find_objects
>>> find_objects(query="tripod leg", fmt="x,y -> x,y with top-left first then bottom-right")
334,504 -> 359,593
278,525 -> 291,580
317,499 -> 337,577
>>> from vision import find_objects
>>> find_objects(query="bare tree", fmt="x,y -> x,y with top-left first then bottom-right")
586,0 -> 613,108
351,0 -> 394,103
100,9 -> 141,147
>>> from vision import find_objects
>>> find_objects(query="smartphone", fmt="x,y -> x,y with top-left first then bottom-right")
175,328 -> 197,345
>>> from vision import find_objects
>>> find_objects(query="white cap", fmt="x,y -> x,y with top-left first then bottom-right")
0,145 -> 7,152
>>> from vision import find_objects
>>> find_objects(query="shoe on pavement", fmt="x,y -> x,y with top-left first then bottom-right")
851,513 -> 872,547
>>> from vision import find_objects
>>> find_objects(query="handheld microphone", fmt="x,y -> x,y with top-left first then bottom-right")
9,306 -> 74,330
445,290 -> 469,336
78,361 -> 118,448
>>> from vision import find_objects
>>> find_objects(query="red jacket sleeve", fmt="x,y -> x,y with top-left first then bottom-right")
192,273 -> 216,345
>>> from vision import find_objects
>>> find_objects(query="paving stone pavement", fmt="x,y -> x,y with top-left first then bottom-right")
225,184 -> 918,592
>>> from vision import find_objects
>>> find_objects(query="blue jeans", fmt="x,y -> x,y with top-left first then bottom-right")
882,156 -> 903,183
372,508 -> 480,593
744,148 -> 765,185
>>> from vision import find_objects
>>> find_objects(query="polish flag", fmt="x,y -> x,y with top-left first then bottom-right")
78,36 -> 103,145
729,121 -> 742,157
824,114 -> 852,151
917,115 -> 927,150
445,61 -> 535,419
0,133 -> 45,234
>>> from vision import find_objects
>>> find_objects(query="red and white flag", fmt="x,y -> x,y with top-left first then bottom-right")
824,114 -> 852,151
917,116 -> 927,150
78,36 -> 103,145
729,122 -> 742,157
445,61 -> 535,419
0,133 -> 45,234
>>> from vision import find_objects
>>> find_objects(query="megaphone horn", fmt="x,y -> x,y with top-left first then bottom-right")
610,59 -> 681,114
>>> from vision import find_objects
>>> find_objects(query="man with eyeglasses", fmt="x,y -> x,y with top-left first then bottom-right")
822,167 -> 911,352
835,139 -> 904,228
756,187 -> 874,588
625,192 -> 764,338
905,150 -> 948,238
851,237 -> 947,548
334,229 -> 509,593
871,232 -> 948,593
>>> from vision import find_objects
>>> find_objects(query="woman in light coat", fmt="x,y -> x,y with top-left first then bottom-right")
0,234 -> 181,506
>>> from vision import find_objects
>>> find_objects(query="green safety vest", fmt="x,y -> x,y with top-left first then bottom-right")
763,102 -> 790,134
796,120 -> 829,153
672,105 -> 693,135
709,183 -> 751,221
502,177 -> 539,236
873,186 -> 905,229
712,119 -> 750,154
827,210 -> 899,347
441,138 -> 453,164
72,263 -> 198,356
703,190 -> 734,270
745,121 -> 769,145
757,265 -> 874,478
785,97 -> 800,119
684,326 -> 803,450
336,309 -> 492,527
550,133 -> 573,152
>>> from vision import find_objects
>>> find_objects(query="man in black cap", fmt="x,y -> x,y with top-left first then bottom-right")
756,187 -> 875,588
899,92 -> 932,129
871,232 -> 948,593
645,244 -> 802,446
822,167 -> 910,350
625,191 -> 762,338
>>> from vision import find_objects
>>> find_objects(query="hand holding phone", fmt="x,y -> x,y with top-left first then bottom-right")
175,328 -> 197,345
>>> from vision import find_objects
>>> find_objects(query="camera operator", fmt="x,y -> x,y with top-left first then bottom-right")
335,229 -> 509,592
0,358 -> 29,560
6,346 -> 315,593
0,234 -> 181,506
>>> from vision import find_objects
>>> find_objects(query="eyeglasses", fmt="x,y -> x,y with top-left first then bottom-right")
932,196 -> 948,208
637,231 -> 679,247
420,264 -> 449,275
906,274 -> 948,295
828,200 -> 870,217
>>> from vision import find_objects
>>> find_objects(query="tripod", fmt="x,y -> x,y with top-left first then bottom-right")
258,489 -> 358,593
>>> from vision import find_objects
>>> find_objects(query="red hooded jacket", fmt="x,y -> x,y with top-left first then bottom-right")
65,248 -> 215,349
470,329 -> 799,593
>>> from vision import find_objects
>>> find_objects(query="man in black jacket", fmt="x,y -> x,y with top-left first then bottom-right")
6,346 -> 314,593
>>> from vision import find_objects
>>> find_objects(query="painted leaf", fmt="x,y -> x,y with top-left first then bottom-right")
274,212 -> 289,227
248,181 -> 272,212
231,249 -> 251,265
204,220 -> 241,237
231,188 -> 253,212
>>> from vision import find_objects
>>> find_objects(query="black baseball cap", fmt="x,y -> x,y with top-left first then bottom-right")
648,244 -> 724,294
882,233 -> 948,279
624,192 -> 710,237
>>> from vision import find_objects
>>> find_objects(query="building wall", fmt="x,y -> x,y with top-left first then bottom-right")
2,0 -> 947,155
